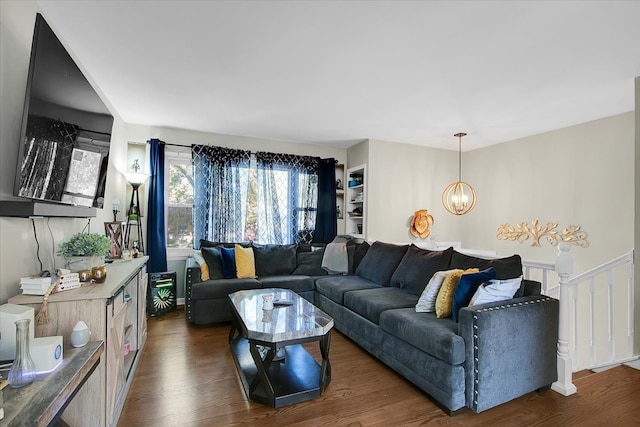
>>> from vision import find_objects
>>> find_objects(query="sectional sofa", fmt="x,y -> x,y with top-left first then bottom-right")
185,240 -> 559,414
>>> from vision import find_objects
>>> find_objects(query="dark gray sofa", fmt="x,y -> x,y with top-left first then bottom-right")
313,241 -> 559,414
186,241 -> 330,324
185,239 -> 559,415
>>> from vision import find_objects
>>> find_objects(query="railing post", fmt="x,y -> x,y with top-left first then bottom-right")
552,242 -> 577,395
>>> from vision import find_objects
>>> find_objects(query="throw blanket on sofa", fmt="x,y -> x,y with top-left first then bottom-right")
322,237 -> 350,274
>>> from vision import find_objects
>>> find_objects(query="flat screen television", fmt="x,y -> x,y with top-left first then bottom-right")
13,13 -> 113,209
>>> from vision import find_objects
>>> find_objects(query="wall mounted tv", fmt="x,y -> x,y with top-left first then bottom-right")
13,13 -> 113,209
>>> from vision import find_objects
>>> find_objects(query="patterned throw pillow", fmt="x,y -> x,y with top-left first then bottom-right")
235,244 -> 256,279
435,268 -> 478,318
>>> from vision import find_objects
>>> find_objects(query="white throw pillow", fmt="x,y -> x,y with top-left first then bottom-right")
468,276 -> 523,307
415,269 -> 456,312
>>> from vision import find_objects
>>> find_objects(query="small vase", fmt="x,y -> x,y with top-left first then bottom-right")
8,319 -> 37,388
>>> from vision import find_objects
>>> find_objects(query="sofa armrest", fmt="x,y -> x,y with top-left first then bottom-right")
458,295 -> 559,412
185,264 -> 202,323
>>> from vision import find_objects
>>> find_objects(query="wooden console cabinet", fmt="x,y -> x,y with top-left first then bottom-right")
9,257 -> 148,427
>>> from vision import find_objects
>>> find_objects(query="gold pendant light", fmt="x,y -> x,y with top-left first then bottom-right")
442,132 -> 476,215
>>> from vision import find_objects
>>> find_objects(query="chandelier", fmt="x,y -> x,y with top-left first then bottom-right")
442,132 -> 477,215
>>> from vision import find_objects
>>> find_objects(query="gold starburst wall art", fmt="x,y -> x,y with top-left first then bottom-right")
496,219 -> 589,248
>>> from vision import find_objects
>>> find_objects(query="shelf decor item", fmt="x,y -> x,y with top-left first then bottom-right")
442,132 -> 477,216
57,232 -> 111,272
8,319 -> 36,388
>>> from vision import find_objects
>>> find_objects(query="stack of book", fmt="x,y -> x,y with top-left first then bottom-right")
20,276 -> 53,295
56,273 -> 81,292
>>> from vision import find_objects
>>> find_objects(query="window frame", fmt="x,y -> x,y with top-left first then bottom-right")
164,148 -> 193,260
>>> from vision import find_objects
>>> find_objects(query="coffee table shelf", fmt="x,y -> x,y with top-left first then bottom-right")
230,336 -> 323,407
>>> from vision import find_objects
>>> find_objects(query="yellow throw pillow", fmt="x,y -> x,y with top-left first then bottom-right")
435,268 -> 479,318
191,250 -> 210,281
235,244 -> 257,279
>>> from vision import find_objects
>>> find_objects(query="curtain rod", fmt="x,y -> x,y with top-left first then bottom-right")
145,139 -> 188,148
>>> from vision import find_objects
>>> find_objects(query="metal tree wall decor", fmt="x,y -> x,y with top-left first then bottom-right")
410,209 -> 434,239
496,219 -> 589,248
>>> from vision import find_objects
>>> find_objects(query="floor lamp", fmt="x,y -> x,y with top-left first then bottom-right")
122,172 -> 149,253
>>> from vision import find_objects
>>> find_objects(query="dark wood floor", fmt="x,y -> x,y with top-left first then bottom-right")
118,307 -> 640,426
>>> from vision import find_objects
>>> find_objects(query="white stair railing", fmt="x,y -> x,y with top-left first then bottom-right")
523,245 -> 636,396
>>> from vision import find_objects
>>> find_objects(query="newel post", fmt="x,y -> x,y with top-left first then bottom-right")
551,242 -> 577,396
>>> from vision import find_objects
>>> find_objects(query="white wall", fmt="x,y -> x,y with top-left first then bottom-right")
0,1 -> 128,303
464,112 -> 634,276
365,139 -> 462,244
356,113 -> 634,278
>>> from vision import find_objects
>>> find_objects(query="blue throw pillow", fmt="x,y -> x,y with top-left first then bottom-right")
220,246 -> 237,279
452,267 -> 497,322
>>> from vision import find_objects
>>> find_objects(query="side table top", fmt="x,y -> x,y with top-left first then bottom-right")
229,288 -> 333,343
1,340 -> 104,427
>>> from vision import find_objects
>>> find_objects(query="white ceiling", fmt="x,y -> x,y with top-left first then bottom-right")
37,1 -> 640,151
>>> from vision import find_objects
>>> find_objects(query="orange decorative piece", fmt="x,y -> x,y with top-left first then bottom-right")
410,209 -> 434,239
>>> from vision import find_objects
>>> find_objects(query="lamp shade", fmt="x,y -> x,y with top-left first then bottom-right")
122,172 -> 149,186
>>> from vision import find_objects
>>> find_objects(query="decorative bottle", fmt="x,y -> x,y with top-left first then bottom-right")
8,319 -> 37,388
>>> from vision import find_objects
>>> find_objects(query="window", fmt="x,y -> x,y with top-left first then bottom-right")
191,146 -> 319,246
165,152 -> 194,249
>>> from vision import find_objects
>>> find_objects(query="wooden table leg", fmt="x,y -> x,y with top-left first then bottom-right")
319,330 -> 332,393
248,341 -> 276,400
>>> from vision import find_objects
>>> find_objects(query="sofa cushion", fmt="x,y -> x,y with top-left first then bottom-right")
469,277 -> 522,306
415,269 -> 457,313
451,267 -> 497,322
252,244 -> 297,276
352,241 -> 370,273
390,245 -> 454,296
191,250 -> 210,280
450,251 -> 522,280
435,269 -> 478,318
191,278 -> 261,300
199,239 -> 250,249
260,275 -> 315,293
292,250 -> 327,276
355,242 -> 408,286
379,308 -> 466,365
315,275 -> 381,304
201,246 -> 224,280
235,244 -> 257,279
344,287 -> 418,324
220,247 -> 236,279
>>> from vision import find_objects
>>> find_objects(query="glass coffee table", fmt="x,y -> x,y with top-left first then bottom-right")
228,288 -> 334,408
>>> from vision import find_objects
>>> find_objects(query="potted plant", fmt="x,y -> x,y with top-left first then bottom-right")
57,233 -> 111,272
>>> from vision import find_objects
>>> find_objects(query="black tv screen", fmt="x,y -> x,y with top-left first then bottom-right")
14,13 -> 113,209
